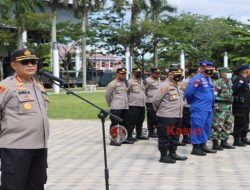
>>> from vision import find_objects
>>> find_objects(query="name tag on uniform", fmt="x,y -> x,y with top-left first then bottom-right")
18,90 -> 31,95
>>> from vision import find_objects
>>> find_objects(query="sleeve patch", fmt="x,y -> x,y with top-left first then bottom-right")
194,80 -> 200,88
0,84 -> 7,93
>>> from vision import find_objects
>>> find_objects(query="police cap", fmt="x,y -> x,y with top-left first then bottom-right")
11,49 -> 38,62
132,68 -> 142,73
117,67 -> 127,74
151,68 -> 161,73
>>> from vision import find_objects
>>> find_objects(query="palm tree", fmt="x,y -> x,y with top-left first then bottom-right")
147,0 -> 176,67
130,0 -> 148,59
14,0 -> 46,48
112,0 -> 147,63
73,0 -> 105,89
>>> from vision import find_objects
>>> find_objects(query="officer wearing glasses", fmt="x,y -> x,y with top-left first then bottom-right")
0,49 -> 49,190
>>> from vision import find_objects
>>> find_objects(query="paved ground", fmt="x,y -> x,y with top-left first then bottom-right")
42,119 -> 250,190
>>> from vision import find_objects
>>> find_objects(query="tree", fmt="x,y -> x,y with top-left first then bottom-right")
73,0 -> 105,89
13,0 -> 46,48
147,0 -> 176,67
57,21 -> 83,83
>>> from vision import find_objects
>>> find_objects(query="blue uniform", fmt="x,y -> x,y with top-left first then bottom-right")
185,72 -> 215,144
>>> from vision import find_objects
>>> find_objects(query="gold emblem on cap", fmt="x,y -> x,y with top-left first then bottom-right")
122,69 -> 126,72
157,69 -> 160,72
23,102 -> 32,110
24,50 -> 31,56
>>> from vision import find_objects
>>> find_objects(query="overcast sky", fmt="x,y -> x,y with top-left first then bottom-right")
167,0 -> 250,23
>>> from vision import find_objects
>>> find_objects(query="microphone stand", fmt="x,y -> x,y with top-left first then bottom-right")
50,81 -> 122,190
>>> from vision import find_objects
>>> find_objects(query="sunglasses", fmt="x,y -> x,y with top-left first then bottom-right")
20,60 -> 38,65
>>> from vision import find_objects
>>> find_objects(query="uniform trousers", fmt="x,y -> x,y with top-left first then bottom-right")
0,148 -> 47,190
157,117 -> 182,154
127,106 -> 145,137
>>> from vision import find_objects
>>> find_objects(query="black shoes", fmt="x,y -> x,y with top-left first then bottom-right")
169,153 -> 188,161
159,152 -> 176,163
110,141 -> 121,146
174,141 -> 186,146
212,140 -> 224,151
220,140 -> 235,149
182,138 -> 191,144
148,132 -> 158,138
136,135 -> 149,140
200,144 -> 217,153
233,141 -> 247,147
191,145 -> 207,156
122,137 -> 135,144
241,138 -> 250,145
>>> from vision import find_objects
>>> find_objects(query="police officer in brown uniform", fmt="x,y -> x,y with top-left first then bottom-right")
152,67 -> 188,163
145,68 -> 161,138
127,68 -> 149,141
105,68 -> 134,146
0,49 -> 49,190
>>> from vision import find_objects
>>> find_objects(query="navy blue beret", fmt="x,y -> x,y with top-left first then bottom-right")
199,60 -> 215,67
237,64 -> 249,73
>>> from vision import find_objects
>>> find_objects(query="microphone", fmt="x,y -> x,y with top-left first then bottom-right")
38,71 -> 65,84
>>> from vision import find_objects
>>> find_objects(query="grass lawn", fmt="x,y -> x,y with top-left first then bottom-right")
48,91 -> 108,119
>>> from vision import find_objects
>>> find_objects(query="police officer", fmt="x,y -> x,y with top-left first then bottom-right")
179,68 -> 198,145
232,64 -> 250,146
145,68 -> 161,138
152,67 -> 188,163
0,49 -> 49,190
127,68 -> 149,140
105,68 -> 134,146
185,60 -> 217,156
211,67 -> 235,150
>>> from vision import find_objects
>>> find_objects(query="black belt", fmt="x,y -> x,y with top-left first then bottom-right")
215,100 -> 232,104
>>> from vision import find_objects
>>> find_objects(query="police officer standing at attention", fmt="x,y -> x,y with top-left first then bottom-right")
232,64 -> 250,146
105,68 -> 134,146
0,49 -> 49,190
127,68 -> 149,141
179,68 -> 198,145
185,60 -> 217,156
152,66 -> 188,163
145,68 -> 161,138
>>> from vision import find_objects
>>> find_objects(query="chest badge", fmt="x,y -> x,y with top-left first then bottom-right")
23,102 -> 32,110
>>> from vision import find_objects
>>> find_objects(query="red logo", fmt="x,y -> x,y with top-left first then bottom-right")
110,125 -> 128,143
167,126 -> 202,135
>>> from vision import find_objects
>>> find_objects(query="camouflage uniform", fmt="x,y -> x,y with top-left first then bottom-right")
211,77 -> 233,140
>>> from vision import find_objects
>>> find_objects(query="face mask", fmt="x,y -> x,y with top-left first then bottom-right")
135,73 -> 142,78
226,73 -> 232,80
173,75 -> 183,82
204,69 -> 214,75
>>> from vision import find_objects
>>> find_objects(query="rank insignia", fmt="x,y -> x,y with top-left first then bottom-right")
239,80 -> 244,84
24,50 -> 31,56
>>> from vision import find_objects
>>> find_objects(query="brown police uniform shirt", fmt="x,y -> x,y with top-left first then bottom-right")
105,78 -> 129,110
145,76 -> 161,103
0,75 -> 50,149
128,77 -> 146,107
152,78 -> 184,118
